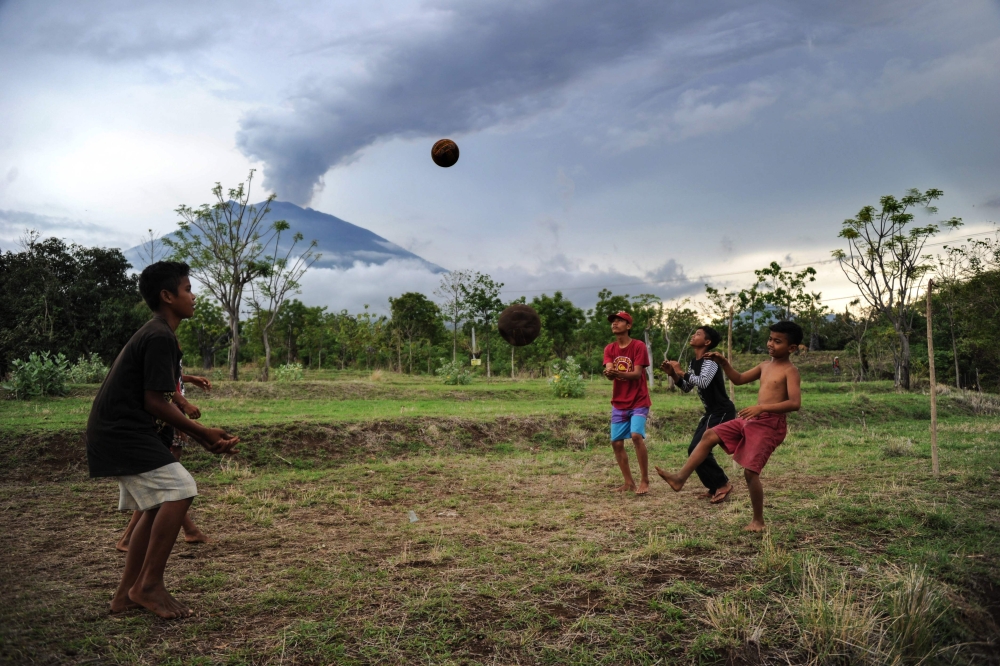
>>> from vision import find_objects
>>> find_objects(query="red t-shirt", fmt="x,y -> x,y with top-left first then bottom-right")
603,338 -> 651,409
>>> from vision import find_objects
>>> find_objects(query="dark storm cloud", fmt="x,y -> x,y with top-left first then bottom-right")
236,0 -> 821,203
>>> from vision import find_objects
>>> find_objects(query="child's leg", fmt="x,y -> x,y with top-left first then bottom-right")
610,439 -> 636,492
655,429 -> 723,491
116,510 -> 142,553
181,513 -> 209,543
631,432 -> 649,495
743,469 -> 765,532
118,498 -> 194,618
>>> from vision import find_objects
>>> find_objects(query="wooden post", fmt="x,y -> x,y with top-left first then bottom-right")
926,280 -> 939,475
727,306 -> 735,402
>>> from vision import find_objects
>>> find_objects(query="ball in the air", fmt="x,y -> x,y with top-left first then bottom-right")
432,139 -> 460,168
498,305 -> 542,347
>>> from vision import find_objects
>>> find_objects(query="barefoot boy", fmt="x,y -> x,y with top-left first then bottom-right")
603,311 -> 652,495
86,261 -> 238,619
655,321 -> 803,531
659,326 -> 735,503
116,371 -> 212,553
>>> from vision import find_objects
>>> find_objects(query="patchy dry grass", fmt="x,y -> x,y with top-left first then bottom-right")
1,380 -> 999,664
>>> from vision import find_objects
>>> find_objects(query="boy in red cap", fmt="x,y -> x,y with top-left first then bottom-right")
603,311 -> 651,495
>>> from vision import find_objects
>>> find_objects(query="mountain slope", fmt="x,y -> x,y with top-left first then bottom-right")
123,201 -> 446,273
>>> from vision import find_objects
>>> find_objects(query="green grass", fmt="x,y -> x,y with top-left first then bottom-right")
1,373 -> 998,664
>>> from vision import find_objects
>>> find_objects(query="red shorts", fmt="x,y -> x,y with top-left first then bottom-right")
709,412 -> 786,474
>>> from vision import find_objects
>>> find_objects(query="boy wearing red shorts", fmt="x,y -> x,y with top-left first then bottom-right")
655,321 -> 802,531
603,311 -> 652,495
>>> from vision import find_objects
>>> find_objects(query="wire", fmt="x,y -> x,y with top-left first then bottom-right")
500,229 -> 996,295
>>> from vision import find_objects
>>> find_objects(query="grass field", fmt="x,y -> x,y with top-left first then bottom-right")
1,361 -> 999,664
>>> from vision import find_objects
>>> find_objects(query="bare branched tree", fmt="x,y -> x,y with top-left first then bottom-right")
247,222 -> 319,381
138,228 -> 162,268
833,188 -> 961,389
164,170 -> 281,380
435,270 -> 471,362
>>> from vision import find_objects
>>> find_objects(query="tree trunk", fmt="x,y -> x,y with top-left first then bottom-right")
262,328 -> 271,381
452,319 -> 458,362
408,337 -> 413,374
485,328 -> 491,378
228,313 -> 240,381
897,329 -> 911,390
945,302 -> 959,388
397,337 -> 402,373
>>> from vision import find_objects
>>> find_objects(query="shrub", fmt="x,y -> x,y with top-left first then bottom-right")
436,360 -> 471,385
274,362 -> 304,382
549,356 -> 586,398
67,353 -> 109,384
2,351 -> 70,399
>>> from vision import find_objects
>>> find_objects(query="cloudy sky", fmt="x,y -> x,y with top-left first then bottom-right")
1,0 -> 998,314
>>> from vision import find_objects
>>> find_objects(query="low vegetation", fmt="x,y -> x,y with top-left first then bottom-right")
1,373 -> 998,665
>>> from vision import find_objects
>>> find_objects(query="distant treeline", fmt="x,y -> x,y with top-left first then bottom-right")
3,231 -> 998,389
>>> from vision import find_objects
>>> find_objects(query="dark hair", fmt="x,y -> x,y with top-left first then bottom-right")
139,261 -> 190,311
769,321 -> 804,346
698,326 -> 722,350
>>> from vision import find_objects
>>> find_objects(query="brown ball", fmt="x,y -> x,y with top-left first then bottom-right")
498,305 -> 542,347
431,139 -> 460,168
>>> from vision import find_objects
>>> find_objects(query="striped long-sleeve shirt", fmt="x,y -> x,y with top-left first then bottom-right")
678,357 -> 735,415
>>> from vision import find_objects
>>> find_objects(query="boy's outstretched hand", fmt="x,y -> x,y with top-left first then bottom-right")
184,375 -> 212,391
704,351 -> 730,367
198,427 -> 239,454
181,402 -> 201,420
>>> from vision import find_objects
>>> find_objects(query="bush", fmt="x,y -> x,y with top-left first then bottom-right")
2,351 -> 70,399
67,353 -> 109,384
549,356 -> 586,398
274,362 -> 304,382
436,360 -> 471,385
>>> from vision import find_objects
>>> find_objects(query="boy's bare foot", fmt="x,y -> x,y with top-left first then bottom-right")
115,538 -> 130,553
183,529 -> 210,544
743,520 -> 766,532
695,491 -> 714,499
612,482 -> 637,493
109,592 -> 140,613
654,466 -> 684,492
710,483 -> 733,504
129,583 -> 192,619
635,480 -> 649,495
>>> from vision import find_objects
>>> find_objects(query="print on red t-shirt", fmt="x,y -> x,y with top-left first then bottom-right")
603,339 -> 651,409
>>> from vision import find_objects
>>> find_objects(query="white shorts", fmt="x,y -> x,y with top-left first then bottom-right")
117,462 -> 198,512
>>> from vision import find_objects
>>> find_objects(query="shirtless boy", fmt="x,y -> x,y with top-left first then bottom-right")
603,311 -> 652,495
86,261 -> 238,618
655,321 -> 803,531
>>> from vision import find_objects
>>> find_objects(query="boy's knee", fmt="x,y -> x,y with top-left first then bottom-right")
630,432 -> 644,444
743,468 -> 759,481
611,440 -> 625,451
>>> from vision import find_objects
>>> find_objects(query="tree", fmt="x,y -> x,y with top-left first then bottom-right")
0,234 -> 147,376
435,270 -> 471,362
834,188 -> 961,389
531,291 -> 585,360
165,170 -> 283,380
463,274 -> 504,377
246,221 -> 319,380
389,292 -> 441,374
176,297 -> 230,369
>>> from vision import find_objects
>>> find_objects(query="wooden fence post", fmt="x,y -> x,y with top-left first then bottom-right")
926,280 -> 939,475
727,306 -> 735,402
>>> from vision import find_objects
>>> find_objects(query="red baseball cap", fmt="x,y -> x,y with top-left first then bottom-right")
607,311 -> 633,325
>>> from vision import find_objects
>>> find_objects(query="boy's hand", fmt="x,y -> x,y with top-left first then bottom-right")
199,427 -> 239,454
181,402 -> 201,420
185,375 -> 212,391
668,360 -> 683,375
658,360 -> 673,376
738,404 -> 765,420
704,351 -> 729,367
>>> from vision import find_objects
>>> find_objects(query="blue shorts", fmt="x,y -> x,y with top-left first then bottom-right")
610,407 -> 648,442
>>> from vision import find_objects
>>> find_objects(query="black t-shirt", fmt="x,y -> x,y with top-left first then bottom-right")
678,357 -> 736,416
86,317 -> 182,477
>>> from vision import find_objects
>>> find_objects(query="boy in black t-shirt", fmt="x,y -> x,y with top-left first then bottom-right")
86,261 -> 238,619
657,326 -> 735,503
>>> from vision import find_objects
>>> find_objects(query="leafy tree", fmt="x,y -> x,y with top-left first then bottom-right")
834,188 -> 961,389
0,234 -> 146,376
389,292 -> 442,374
165,170 -> 286,380
462,273 -> 504,376
531,292 -> 584,360
175,297 -> 230,369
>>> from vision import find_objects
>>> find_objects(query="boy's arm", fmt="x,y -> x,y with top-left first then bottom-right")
182,375 -> 212,391
144,391 -> 237,454
608,365 -> 646,381
704,352 -> 761,385
171,392 -> 201,420
739,367 -> 802,419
